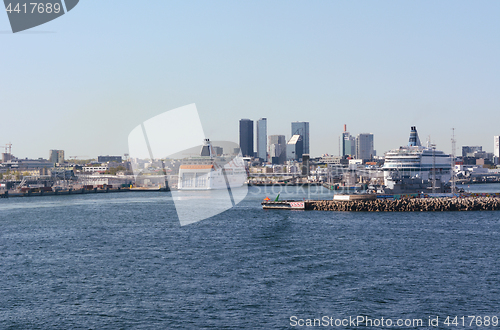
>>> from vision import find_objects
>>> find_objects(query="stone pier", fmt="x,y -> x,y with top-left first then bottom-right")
307,197 -> 500,212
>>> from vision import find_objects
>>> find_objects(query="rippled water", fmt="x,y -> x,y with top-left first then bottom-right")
1,185 -> 500,329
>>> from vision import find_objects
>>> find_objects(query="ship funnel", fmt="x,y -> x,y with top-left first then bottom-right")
408,126 -> 421,147
200,138 -> 213,157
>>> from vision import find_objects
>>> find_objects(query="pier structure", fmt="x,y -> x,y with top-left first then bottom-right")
308,197 -> 500,212
262,194 -> 500,212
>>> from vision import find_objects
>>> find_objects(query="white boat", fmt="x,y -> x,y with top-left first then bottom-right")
382,126 -> 452,188
177,139 -> 247,190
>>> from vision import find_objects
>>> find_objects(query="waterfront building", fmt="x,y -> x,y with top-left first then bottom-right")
98,155 -> 122,163
291,121 -> 309,155
268,135 -> 286,165
356,133 -> 374,161
1,158 -> 54,170
49,150 -> 65,164
286,135 -> 303,161
256,118 -> 267,161
239,119 -> 254,157
318,155 -> 349,165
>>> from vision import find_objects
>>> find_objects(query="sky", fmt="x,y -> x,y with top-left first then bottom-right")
1,1 -> 500,159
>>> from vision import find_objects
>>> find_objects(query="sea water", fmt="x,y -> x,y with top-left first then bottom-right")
1,184 -> 500,329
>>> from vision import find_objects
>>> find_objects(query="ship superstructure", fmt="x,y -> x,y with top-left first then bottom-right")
382,127 -> 451,189
177,139 -> 246,190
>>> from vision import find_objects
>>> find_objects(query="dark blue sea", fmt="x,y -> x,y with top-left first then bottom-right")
1,184 -> 500,329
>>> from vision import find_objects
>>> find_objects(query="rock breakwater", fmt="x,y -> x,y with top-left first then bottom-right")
309,197 -> 500,212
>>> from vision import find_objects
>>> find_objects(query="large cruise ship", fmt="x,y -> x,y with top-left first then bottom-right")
382,127 -> 452,189
177,139 -> 247,190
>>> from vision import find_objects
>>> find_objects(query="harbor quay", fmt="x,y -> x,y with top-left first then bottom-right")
0,185 -> 168,198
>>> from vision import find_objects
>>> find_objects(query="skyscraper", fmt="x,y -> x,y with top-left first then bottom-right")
239,119 -> 254,157
268,135 -> 286,164
286,135 -> 303,161
342,125 -> 356,157
356,133 -> 374,161
256,118 -> 267,161
291,122 -> 309,155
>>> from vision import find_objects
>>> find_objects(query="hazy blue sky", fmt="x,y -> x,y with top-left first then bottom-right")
1,1 -> 500,159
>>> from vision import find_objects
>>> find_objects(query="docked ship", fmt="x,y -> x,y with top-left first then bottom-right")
177,139 -> 247,190
381,126 -> 452,193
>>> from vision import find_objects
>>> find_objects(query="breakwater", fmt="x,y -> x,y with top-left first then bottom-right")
309,197 -> 500,212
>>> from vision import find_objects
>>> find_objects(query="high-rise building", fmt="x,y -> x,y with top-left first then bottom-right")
239,119 -> 254,157
291,122 -> 309,155
462,146 -> 483,158
286,135 -> 303,161
268,135 -> 286,164
356,133 -> 374,161
256,118 -> 267,161
342,125 -> 356,157
49,149 -> 65,164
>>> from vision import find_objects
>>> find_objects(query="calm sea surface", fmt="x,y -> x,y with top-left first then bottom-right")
1,184 -> 500,329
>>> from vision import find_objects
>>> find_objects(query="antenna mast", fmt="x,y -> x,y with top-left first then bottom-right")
451,128 -> 456,194
432,143 -> 436,194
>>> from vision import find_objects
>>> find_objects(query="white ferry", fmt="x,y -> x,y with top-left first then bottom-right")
382,127 -> 452,187
177,139 -> 247,190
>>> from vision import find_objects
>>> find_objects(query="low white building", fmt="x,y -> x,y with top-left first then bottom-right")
83,165 -> 109,173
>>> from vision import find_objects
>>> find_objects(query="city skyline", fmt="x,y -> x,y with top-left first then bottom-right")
4,122 -> 500,161
2,2 -> 500,158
